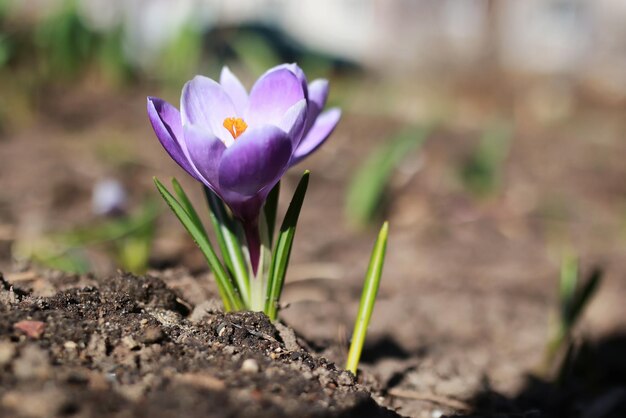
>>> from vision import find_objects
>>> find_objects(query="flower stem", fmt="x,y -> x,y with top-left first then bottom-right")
245,213 -> 272,312
243,218 -> 261,277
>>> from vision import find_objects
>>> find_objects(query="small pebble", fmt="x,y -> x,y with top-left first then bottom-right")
64,341 -> 78,350
13,320 -> 45,339
241,358 -> 259,373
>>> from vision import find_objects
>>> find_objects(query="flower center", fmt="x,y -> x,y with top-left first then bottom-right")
223,117 -> 248,139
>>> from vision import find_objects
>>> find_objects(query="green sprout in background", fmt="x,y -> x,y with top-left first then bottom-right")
346,125 -> 430,226
0,33 -> 11,69
460,121 -> 512,197
157,26 -> 203,88
34,1 -> 97,79
17,199 -> 159,274
544,253 -> 603,380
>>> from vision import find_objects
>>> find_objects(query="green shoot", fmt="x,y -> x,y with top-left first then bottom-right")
157,174 -> 311,318
204,186 -> 251,306
346,222 -> 389,374
114,200 -> 158,273
544,253 -> 602,376
460,121 -> 511,197
265,171 -> 310,320
264,182 -> 281,248
16,199 -> 158,274
346,126 -> 429,226
171,178 -> 207,236
154,177 -> 243,311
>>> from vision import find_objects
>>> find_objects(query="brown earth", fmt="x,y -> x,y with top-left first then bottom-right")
0,270 -> 399,418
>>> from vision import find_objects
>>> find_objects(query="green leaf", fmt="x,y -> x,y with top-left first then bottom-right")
204,186 -> 251,306
566,268 -> 602,329
265,172 -> 310,320
158,26 -> 202,87
0,34 -> 12,69
115,199 -> 159,273
556,341 -> 578,385
264,181 -> 281,248
545,257 -> 603,378
154,177 -> 243,311
171,179 -> 207,234
22,198 -> 159,274
460,122 -> 512,196
31,246 -> 91,274
346,221 -> 389,375
346,126 -> 429,226
559,253 -> 579,325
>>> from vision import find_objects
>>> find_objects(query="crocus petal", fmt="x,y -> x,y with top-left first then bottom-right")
181,75 -> 238,146
304,79 -> 329,135
272,63 -> 308,99
218,125 -> 292,196
245,69 -> 305,127
183,124 -> 227,191
292,108 -> 341,165
308,79 -> 329,108
220,66 -> 248,115
278,99 -> 307,146
147,97 -> 200,181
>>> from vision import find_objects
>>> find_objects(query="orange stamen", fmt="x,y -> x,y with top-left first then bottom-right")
223,117 -> 248,139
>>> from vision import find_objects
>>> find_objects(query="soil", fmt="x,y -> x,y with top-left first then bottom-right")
1,78 -> 626,417
0,270 -> 399,418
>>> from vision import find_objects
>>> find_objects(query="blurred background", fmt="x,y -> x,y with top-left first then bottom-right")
1,0 -> 626,415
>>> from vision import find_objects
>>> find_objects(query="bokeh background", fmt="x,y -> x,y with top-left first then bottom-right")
1,1 -> 626,416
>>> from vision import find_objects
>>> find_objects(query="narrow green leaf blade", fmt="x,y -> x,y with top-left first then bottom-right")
346,126 -> 429,225
568,268 -> 602,328
559,253 -> 579,325
460,122 -> 512,196
154,177 -> 243,311
171,178 -> 207,235
264,181 -> 281,248
346,221 -> 389,374
204,186 -> 251,306
265,172 -> 309,320
204,187 -> 235,270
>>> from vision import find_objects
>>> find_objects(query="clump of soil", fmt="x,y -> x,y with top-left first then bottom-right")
0,271 -> 400,418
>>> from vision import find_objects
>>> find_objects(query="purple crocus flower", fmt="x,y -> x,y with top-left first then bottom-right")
147,64 -> 341,273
